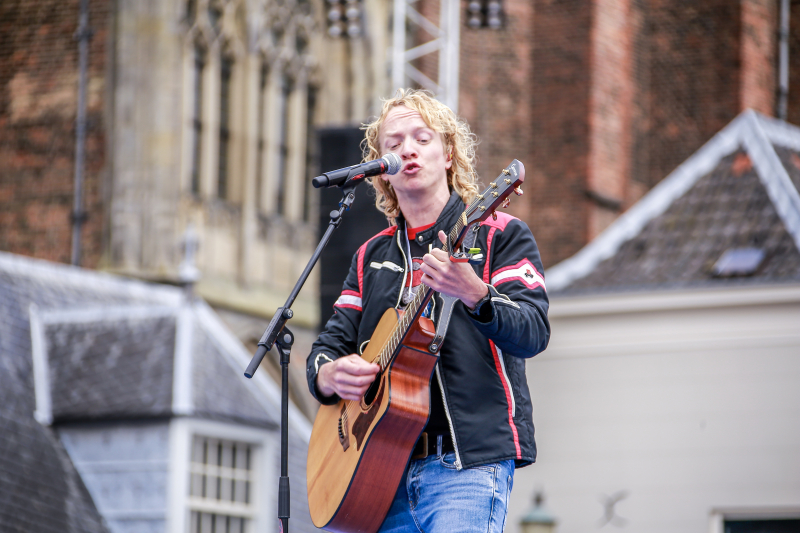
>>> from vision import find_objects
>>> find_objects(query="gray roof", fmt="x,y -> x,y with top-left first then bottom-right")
0,252 -> 316,533
548,111 -> 800,294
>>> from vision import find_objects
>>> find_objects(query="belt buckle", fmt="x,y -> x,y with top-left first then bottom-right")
411,432 -> 429,460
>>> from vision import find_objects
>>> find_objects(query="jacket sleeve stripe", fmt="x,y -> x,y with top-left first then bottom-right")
491,259 -> 546,291
334,292 -> 362,310
489,341 -> 522,459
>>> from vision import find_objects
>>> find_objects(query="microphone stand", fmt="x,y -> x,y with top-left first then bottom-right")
244,173 -> 362,533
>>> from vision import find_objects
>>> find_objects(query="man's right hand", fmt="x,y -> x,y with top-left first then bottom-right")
316,354 -> 380,401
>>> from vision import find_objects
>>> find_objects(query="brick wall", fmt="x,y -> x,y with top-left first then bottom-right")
458,0 -> 790,269
741,0 -> 778,114
637,1 -> 744,189
458,0 -> 536,216
0,0 -> 108,268
587,0 -> 636,240
460,0 -> 593,269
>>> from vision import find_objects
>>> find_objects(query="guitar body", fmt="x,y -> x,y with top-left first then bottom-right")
307,307 -> 439,533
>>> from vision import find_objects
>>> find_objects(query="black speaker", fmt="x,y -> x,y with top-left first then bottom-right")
316,127 -> 389,330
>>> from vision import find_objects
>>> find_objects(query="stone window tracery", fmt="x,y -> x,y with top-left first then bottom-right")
190,43 -> 206,196
181,0 -> 320,223
218,53 -> 234,200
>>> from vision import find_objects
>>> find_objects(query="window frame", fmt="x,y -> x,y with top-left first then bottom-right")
710,508 -> 800,533
167,418 -> 276,533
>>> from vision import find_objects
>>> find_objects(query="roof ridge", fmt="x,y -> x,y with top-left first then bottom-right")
742,112 -> 800,254
752,110 -> 800,151
0,251 -> 183,305
193,301 -> 313,441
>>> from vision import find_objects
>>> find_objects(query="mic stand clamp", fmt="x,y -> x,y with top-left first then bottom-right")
243,173 -> 362,533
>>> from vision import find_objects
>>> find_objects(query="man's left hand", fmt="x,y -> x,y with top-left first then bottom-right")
419,230 -> 489,310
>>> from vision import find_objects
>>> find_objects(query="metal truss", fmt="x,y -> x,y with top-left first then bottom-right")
391,0 -> 460,111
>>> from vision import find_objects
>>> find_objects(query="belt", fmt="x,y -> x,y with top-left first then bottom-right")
411,432 -> 454,460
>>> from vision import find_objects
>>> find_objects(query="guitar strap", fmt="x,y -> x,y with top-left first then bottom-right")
428,225 -> 480,353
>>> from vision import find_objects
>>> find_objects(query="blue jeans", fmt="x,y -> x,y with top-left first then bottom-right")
377,450 -> 515,533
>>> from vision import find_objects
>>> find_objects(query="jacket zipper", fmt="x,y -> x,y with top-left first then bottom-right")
435,365 -> 462,469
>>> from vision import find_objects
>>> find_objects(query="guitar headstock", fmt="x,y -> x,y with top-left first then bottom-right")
465,159 -> 525,226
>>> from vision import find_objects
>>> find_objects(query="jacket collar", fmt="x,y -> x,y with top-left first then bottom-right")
397,191 -> 465,247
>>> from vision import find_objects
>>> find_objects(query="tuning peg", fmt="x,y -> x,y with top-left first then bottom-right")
501,198 -> 511,209
514,187 -> 523,196
491,212 -> 498,221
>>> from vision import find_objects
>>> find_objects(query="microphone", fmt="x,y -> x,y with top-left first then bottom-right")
312,153 -> 402,188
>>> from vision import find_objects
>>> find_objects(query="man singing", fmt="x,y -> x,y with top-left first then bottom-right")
306,89 -> 550,533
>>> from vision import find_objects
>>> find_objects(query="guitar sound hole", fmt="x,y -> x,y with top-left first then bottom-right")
362,371 -> 382,407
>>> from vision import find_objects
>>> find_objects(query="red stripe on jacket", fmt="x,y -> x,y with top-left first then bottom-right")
481,211 -> 522,459
356,226 -> 398,297
490,341 -> 521,459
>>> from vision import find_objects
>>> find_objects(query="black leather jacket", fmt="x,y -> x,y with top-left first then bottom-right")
306,192 -> 550,469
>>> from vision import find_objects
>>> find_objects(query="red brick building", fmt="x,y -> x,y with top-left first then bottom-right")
459,0 -> 800,267
0,0 -> 109,268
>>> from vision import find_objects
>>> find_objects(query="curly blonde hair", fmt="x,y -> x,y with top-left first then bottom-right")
361,89 -> 479,225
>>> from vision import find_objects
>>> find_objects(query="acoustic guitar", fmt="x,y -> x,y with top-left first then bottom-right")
306,160 -> 525,533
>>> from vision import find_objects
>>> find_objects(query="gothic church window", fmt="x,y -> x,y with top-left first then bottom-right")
182,0 -> 319,223
218,53 -> 234,200
304,85 -> 318,223
467,0 -> 504,29
190,44 -> 206,196
276,74 -> 293,217
255,63 -> 269,212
